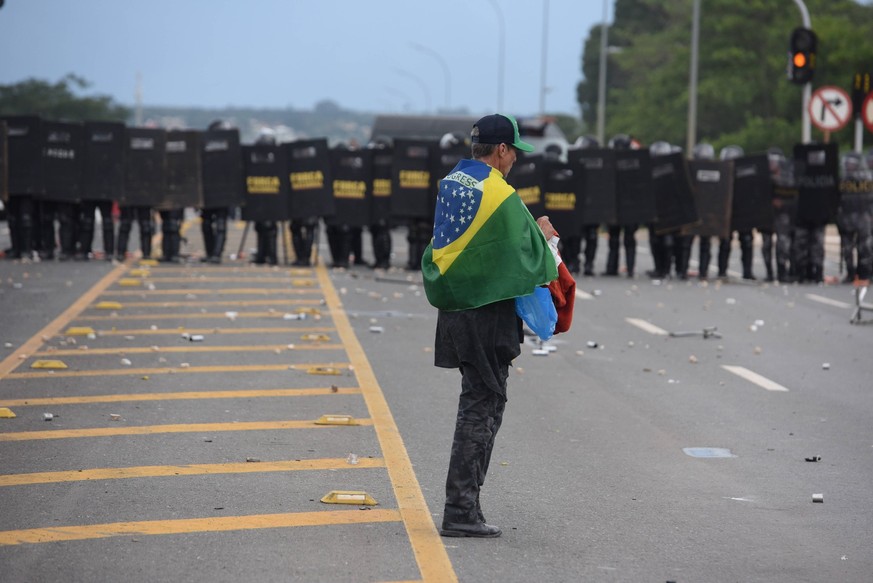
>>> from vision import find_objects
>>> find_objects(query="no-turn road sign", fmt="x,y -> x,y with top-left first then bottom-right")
809,86 -> 852,132
862,91 -> 873,134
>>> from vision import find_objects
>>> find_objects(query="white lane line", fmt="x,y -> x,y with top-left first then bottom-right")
806,293 -> 852,309
576,289 -> 594,300
722,365 -> 789,392
625,317 -> 669,336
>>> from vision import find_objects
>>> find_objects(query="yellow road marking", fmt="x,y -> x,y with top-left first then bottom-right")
76,311 -> 320,321
131,277 -> 302,283
0,387 -> 361,408
6,363 -> 350,380
33,344 -> 343,356
0,263 -> 129,381
0,509 -> 401,546
100,288 -> 321,296
86,326 -> 333,336
0,457 -> 385,487
0,418 -> 373,442
90,299 -> 323,308
142,266 -> 314,273
316,264 -> 457,582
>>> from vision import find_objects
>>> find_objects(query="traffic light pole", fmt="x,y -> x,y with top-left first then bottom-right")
793,0 -> 812,144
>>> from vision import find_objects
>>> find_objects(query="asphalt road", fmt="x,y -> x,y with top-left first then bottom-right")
0,221 -> 871,583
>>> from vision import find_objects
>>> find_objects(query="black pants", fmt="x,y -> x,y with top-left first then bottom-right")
444,364 -> 507,525
117,206 -> 154,259
5,195 -> 35,259
79,199 -> 115,259
201,207 -> 229,262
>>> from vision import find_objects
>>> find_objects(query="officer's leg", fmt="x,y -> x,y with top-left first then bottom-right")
6,197 -> 21,258
290,220 -> 306,266
79,201 -> 97,258
698,236 -> 711,280
717,235 -> 731,277
856,212 -> 873,281
116,207 -> 133,260
266,222 -> 278,265
793,224 -> 810,282
138,207 -> 154,259
351,226 -> 366,265
582,225 -> 598,276
603,225 -> 620,275
809,225 -> 825,283
39,201 -> 57,260
760,229 -> 774,282
740,230 -> 755,280
646,228 -> 665,278
560,235 -> 581,274
201,209 -> 215,261
624,225 -> 637,277
98,201 -> 115,260
57,202 -> 77,260
211,209 -> 228,263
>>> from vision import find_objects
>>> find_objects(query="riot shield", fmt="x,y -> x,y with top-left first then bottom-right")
650,152 -> 699,234
83,121 -> 125,202
794,143 -> 839,224
615,149 -> 655,225
370,147 -> 393,224
326,148 -> 372,227
686,160 -> 733,238
542,160 -> 582,236
160,130 -> 202,210
568,148 -> 616,225
201,128 -> 244,209
285,138 -> 333,219
42,121 -> 84,202
509,153 -> 545,219
123,128 -> 166,207
241,144 -> 290,221
731,154 -> 774,231
2,115 -> 44,196
0,121 -> 8,204
390,139 -> 434,219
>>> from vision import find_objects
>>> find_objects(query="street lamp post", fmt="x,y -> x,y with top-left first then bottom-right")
686,0 -> 701,154
410,42 -> 451,111
486,0 -> 505,111
596,0 -> 609,145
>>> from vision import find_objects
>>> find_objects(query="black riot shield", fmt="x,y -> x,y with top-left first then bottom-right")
568,148 -> 616,225
326,148 -> 372,227
201,128 -> 244,209
509,153 -> 545,219
42,121 -> 84,202
123,128 -> 166,207
0,121 -> 8,204
160,130 -> 202,210
2,115 -> 44,196
615,149 -> 655,225
686,160 -> 733,238
650,152 -> 699,234
83,121 -> 125,202
542,160 -> 582,236
370,147 -> 393,224
391,139 -> 434,219
285,139 -> 333,219
241,144 -> 290,222
794,143 -> 839,224
731,154 -> 774,231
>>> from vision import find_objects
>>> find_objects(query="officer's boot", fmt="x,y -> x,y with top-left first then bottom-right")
647,235 -> 664,278
140,221 -> 153,260
116,222 -> 131,261
266,226 -> 278,266
291,229 -> 306,266
625,239 -> 636,278
761,236 -> 774,282
583,231 -> 597,276
603,235 -> 619,276
740,232 -> 755,280
253,229 -> 266,265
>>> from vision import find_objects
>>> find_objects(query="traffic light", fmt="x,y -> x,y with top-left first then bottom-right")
788,27 -> 817,84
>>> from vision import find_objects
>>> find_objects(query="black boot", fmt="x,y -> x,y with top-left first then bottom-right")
603,234 -> 619,276
699,238 -> 711,280
740,232 -> 755,280
201,219 -> 215,262
717,237 -> 730,277
211,222 -> 226,264
116,223 -> 131,261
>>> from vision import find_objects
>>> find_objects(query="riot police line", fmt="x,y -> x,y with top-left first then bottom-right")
1,115 -> 871,283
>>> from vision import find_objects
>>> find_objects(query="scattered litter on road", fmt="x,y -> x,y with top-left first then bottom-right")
688,355 -> 698,364
225,311 -> 238,321
109,414 -> 121,421
812,493 -> 824,503
346,453 -> 359,465
805,456 -> 821,462
531,348 -> 549,356
369,326 -> 384,333
246,457 -> 261,463
3,342 -> 12,348
180,363 -> 190,368
120,358 -> 132,366
330,385 -> 338,393
822,363 -> 830,370
726,298 -> 736,305
754,346 -> 762,355
43,413 -> 54,421
586,341 -> 598,348
189,335 -> 204,342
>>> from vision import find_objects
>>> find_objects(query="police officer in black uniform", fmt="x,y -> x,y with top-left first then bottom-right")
691,143 -> 717,280
603,134 -> 638,277
250,129 -> 279,266
574,135 -> 602,276
718,145 -> 756,280
837,152 -> 873,284
200,120 -> 233,264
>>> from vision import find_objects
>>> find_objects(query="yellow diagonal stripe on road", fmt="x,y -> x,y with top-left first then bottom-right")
130,277 -> 300,283
7,363 -> 350,379
316,264 -> 458,582
88,327 -> 333,336
33,344 -> 343,356
75,311 -> 318,321
0,508 -> 401,546
100,288 -> 321,296
0,387 -> 361,407
91,299 -> 323,308
0,418 -> 373,442
0,457 -> 385,487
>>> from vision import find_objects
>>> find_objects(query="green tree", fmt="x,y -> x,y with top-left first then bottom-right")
0,74 -> 130,122
577,0 -> 873,154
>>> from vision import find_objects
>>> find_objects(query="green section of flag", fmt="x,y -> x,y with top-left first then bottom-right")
422,193 -> 557,311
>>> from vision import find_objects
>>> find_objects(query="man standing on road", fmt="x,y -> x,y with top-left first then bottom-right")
421,114 -> 558,538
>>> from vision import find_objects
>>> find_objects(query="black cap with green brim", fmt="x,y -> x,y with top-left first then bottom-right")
471,113 -> 535,152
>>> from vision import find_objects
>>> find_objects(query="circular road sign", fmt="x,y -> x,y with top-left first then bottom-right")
863,91 -> 873,134
809,85 -> 852,132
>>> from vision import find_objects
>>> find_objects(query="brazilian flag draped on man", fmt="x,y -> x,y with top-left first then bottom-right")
422,157 -> 558,311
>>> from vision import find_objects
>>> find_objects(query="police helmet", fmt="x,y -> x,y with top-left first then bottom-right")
368,135 -> 393,149
208,119 -> 232,131
691,143 -> 715,160
719,145 -> 744,160
649,141 -> 673,157
543,142 -> 564,161
255,127 -> 277,146
574,134 -> 600,149
608,134 -> 632,150
439,131 -> 467,150
841,152 -> 863,175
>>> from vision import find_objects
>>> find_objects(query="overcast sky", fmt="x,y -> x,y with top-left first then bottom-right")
0,0 -> 609,117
